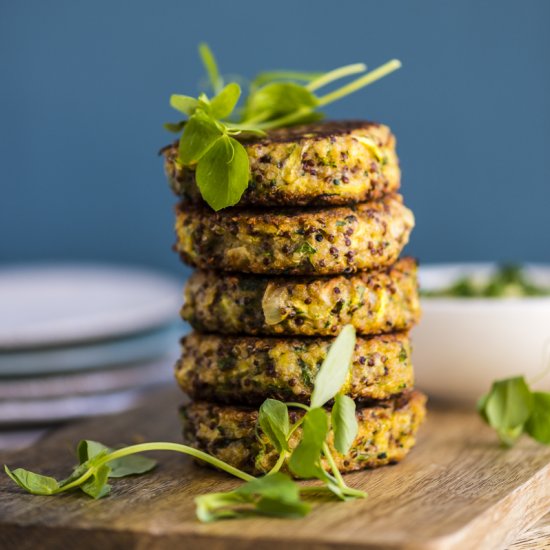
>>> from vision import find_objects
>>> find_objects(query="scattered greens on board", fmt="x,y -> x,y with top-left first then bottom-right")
478,374 -> 550,447
423,264 -> 550,298
433,263 -> 550,446
165,43 -> 401,210
5,325 -> 366,521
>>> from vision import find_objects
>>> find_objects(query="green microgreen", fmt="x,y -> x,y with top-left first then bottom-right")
196,472 -> 310,522
310,324 -> 356,408
165,43 -> 401,210
5,325 -> 365,521
525,392 -> 550,443
422,264 -> 550,298
288,408 -> 330,479
199,42 -> 224,94
478,370 -> 550,446
5,440 -> 157,499
331,394 -> 358,455
258,399 -> 291,454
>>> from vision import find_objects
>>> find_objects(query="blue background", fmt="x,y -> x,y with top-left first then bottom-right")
1,0 -> 549,277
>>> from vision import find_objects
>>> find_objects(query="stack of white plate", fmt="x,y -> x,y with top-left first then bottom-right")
0,264 -> 183,445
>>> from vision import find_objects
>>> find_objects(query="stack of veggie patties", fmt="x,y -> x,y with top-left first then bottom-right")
164,120 -> 426,476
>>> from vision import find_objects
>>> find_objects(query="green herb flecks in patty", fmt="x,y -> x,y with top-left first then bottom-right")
423,264 -> 550,298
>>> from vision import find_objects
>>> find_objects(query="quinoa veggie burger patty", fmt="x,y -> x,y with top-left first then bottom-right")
163,120 -> 400,207
181,390 -> 426,476
176,332 -> 413,405
182,257 -> 419,336
175,194 -> 413,275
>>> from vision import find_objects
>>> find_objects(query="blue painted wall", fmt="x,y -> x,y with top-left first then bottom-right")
1,0 -> 549,276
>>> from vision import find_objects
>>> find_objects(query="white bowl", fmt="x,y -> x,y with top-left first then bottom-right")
412,263 -> 550,405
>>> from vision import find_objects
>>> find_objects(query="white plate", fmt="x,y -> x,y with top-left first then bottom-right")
0,324 -> 183,376
0,387 -> 162,426
0,264 -> 182,350
0,356 -> 175,400
0,428 -> 48,451
413,263 -> 550,405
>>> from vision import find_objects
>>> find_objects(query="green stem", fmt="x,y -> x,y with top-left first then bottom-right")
225,123 -> 266,136
286,402 -> 310,411
252,70 -> 323,88
288,417 -> 305,438
317,59 -> 401,107
322,443 -> 346,486
234,113 -> 269,125
322,443 -> 366,499
306,63 -> 366,92
266,403 -> 310,475
60,442 -> 254,492
250,60 -> 400,132
268,451 -> 288,475
286,403 -> 308,438
256,107 -> 314,130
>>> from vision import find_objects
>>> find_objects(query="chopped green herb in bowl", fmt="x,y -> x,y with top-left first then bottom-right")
413,263 -> 550,405
422,264 -> 550,298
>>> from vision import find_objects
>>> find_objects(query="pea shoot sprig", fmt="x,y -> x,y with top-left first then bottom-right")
5,325 -> 366,522
165,44 -> 401,211
478,359 -> 550,446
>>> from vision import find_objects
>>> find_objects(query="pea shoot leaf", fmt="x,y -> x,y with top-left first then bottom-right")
477,391 -> 490,424
258,399 -> 290,453
179,111 -> 223,165
4,466 -> 60,495
210,83 -> 241,120
243,82 -> 318,123
170,95 -> 199,116
310,325 -> 356,408
167,44 -> 402,210
77,440 -> 157,478
196,135 -> 249,211
331,394 -> 358,454
195,491 -> 247,522
478,376 -> 534,446
80,464 -> 111,499
289,408 -> 329,479
108,454 -> 157,478
196,473 -> 310,522
77,440 -> 108,463
525,392 -> 550,444
238,472 -> 296,499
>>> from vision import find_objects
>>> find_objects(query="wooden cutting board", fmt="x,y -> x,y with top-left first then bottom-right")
1,387 -> 549,550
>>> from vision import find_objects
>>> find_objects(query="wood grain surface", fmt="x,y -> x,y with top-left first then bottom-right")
508,511 -> 550,549
0,387 -> 549,550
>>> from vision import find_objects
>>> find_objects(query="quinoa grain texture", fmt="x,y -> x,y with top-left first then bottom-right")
181,390 -> 426,476
163,120 -> 400,207
182,257 -> 419,336
175,194 -> 413,275
176,332 -> 414,404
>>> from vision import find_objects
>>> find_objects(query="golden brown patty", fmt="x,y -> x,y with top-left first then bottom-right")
175,194 -> 413,275
176,332 -> 413,405
163,121 -> 400,207
182,257 -> 420,336
181,391 -> 426,476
